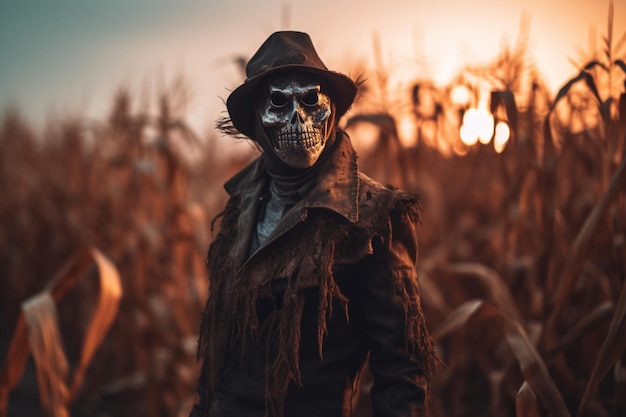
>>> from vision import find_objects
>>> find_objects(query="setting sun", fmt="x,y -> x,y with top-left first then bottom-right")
460,108 -> 495,146
493,121 -> 511,153
1,0 -> 624,133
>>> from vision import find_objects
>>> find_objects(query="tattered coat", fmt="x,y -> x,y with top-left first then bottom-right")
192,132 -> 437,417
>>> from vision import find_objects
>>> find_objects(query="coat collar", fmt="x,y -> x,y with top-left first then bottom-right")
223,131 -> 359,268
224,130 -> 359,223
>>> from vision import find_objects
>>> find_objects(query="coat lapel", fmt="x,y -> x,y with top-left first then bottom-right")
223,131 -> 360,271
224,158 -> 267,268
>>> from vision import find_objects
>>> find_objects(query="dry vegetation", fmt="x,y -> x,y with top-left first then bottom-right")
1,7 -> 626,417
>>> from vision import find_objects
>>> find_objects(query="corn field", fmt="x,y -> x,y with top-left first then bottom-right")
1,9 -> 626,417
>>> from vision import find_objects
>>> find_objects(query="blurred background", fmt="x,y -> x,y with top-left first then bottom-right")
1,0 -> 625,416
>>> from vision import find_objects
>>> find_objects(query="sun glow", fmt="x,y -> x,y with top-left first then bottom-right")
459,108 -> 494,146
493,121 -> 511,153
398,114 -> 418,148
450,85 -> 471,107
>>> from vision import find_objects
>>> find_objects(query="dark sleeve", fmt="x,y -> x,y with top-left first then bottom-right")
189,362 -> 209,417
357,205 -> 438,417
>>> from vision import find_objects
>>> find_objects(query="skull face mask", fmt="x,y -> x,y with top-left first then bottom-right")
257,73 -> 333,169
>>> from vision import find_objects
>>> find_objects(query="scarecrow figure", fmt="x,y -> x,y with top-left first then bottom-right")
191,31 -> 438,417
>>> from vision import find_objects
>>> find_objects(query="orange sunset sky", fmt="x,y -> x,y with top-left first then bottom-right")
0,0 -> 624,134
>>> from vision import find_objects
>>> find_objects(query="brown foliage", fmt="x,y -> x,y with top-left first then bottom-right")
1,8 -> 625,416
0,82 -> 215,416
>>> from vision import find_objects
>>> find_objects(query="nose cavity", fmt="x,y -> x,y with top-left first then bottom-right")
290,103 -> 305,125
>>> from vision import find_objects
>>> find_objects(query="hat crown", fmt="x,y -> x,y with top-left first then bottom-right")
225,31 -> 357,140
245,31 -> 328,80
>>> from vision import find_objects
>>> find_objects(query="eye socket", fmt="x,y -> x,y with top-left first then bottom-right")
300,91 -> 320,106
301,91 -> 319,106
270,92 -> 288,107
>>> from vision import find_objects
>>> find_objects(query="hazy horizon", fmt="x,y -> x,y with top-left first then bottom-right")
1,0 -> 623,134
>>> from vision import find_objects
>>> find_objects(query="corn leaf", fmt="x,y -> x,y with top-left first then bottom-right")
538,115 -> 557,290
0,248 -> 122,414
61,250 -> 122,397
547,157 -> 626,343
0,315 -> 28,415
581,71 -> 603,107
444,262 -> 522,322
22,293 -> 70,417
550,63 -> 604,112
547,301 -> 614,355
577,281 -> 626,416
516,381 -> 541,417
433,300 -> 570,417
490,90 -> 519,134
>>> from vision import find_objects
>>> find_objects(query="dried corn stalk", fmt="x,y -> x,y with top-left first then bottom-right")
433,299 -> 571,417
0,248 -> 122,417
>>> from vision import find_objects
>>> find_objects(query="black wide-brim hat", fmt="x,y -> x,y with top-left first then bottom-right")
226,31 -> 358,139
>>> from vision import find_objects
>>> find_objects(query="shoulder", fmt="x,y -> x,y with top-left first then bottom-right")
223,156 -> 265,196
331,173 -> 421,264
357,173 -> 422,226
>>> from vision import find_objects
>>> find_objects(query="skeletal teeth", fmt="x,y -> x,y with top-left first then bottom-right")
274,130 -> 322,151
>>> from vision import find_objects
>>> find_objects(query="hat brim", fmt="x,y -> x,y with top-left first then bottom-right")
226,65 -> 357,140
